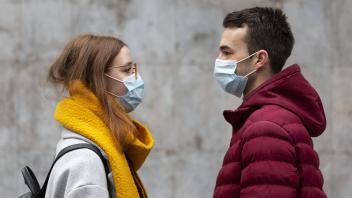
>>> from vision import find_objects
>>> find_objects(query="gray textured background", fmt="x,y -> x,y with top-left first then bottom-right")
1,0 -> 351,197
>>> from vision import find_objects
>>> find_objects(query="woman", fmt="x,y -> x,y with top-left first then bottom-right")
45,34 -> 154,198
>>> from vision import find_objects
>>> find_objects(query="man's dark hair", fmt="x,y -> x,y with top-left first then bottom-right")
223,7 -> 294,73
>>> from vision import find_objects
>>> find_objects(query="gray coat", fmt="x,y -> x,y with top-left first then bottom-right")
45,128 -> 116,198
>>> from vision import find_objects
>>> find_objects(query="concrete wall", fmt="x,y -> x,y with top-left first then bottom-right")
0,0 -> 351,197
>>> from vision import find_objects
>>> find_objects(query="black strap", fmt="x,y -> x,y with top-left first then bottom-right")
39,143 -> 109,196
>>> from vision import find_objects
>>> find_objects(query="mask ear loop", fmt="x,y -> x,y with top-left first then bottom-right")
105,90 -> 119,97
104,74 -> 126,97
244,68 -> 257,77
105,74 -> 124,82
238,51 -> 260,77
237,51 -> 259,63
234,51 -> 259,77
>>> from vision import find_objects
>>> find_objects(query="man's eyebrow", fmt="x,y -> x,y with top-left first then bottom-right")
219,45 -> 232,51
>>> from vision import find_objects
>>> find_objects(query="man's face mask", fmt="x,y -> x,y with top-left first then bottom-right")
213,52 -> 258,98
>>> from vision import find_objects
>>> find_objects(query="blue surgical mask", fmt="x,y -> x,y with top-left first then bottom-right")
105,73 -> 144,112
214,52 -> 258,98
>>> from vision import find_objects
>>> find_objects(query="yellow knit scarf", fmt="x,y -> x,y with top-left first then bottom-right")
53,81 -> 154,198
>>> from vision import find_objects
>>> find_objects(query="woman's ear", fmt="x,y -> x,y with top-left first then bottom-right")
255,50 -> 269,70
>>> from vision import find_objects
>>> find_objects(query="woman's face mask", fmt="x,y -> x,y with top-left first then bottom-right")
105,72 -> 144,112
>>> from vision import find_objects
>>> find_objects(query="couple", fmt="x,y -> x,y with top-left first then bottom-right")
44,7 -> 327,198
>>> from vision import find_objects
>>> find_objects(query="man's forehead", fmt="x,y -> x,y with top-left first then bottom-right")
219,27 -> 248,50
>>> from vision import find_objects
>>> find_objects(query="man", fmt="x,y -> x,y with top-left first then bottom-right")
213,7 -> 327,198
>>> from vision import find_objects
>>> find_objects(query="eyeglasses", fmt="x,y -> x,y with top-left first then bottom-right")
107,63 -> 138,80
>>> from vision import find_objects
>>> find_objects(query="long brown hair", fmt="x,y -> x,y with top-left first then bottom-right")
48,34 -> 137,150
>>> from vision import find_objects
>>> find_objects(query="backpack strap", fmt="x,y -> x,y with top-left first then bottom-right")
39,143 -> 110,196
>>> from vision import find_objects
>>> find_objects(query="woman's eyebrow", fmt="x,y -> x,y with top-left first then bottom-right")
124,61 -> 133,66
117,62 -> 133,68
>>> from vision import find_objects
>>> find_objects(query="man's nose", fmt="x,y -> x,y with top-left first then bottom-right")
217,52 -> 224,60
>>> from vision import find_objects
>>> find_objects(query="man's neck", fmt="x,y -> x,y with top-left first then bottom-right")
243,71 -> 274,97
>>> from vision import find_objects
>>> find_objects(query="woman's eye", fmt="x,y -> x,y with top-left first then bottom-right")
121,67 -> 131,72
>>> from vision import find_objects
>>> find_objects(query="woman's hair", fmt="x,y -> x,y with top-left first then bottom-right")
48,34 -> 137,150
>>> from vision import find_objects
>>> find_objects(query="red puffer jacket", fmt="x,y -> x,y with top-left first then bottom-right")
213,64 -> 327,198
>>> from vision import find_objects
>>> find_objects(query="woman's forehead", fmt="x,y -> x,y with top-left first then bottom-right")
112,46 -> 133,66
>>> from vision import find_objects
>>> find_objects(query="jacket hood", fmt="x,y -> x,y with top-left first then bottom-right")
224,64 -> 326,137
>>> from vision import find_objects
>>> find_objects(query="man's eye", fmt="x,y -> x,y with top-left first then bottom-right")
223,51 -> 232,55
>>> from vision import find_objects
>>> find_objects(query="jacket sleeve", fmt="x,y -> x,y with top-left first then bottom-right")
239,120 -> 299,198
288,124 -> 327,198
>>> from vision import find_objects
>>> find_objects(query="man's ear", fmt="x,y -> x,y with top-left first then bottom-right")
254,50 -> 269,70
